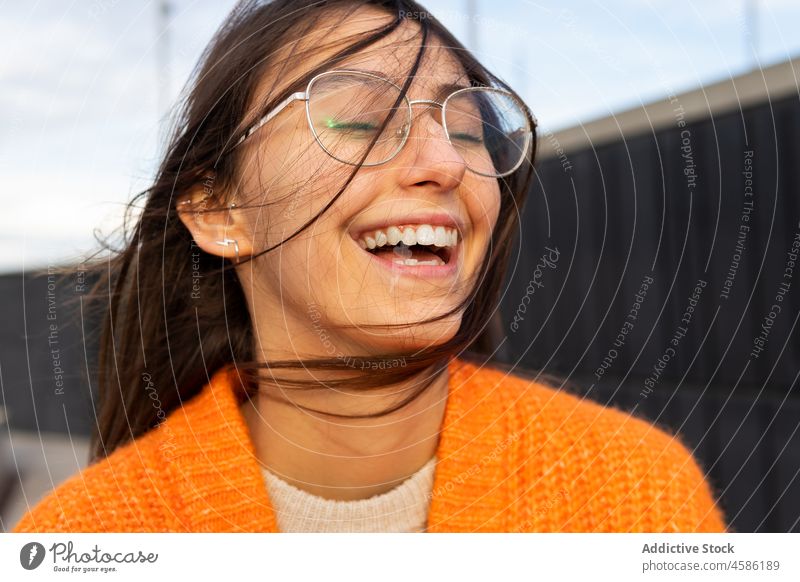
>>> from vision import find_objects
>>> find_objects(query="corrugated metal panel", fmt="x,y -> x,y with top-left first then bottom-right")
499,92 -> 800,532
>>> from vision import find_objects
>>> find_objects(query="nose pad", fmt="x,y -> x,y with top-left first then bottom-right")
408,102 -> 445,136
391,103 -> 467,191
404,103 -> 467,167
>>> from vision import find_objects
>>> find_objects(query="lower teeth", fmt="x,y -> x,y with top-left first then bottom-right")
393,258 -> 444,266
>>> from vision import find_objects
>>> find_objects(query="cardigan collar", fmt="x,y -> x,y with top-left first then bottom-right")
165,356 -> 514,532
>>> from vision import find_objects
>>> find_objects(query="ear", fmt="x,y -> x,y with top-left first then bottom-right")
176,180 -> 253,263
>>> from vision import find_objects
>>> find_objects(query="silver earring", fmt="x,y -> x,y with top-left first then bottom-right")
215,238 -> 240,263
179,194 -> 211,207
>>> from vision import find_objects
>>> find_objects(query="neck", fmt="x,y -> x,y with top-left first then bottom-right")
240,362 -> 450,501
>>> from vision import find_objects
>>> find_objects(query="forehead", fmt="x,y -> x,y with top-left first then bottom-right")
337,23 -> 468,91
340,45 -> 470,96
257,5 -> 470,102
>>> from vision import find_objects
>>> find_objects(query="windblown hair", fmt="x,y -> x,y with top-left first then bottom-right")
76,0 -> 537,463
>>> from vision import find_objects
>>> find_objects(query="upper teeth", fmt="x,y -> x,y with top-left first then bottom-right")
357,224 -> 458,250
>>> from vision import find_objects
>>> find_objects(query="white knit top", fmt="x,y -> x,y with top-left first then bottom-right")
261,456 -> 438,532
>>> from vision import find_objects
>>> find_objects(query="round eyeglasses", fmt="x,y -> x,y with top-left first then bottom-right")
234,69 -> 534,178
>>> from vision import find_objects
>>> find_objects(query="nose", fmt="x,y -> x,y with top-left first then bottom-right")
393,102 -> 467,193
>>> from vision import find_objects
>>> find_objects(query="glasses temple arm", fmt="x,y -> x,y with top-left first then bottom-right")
234,91 -> 307,148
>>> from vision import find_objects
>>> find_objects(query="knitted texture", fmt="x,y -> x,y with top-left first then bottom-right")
262,456 -> 436,532
13,356 -> 728,532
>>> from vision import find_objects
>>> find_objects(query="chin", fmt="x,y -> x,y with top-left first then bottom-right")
357,314 -> 463,354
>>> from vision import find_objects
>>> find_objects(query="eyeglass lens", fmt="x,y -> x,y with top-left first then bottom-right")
305,72 -> 530,177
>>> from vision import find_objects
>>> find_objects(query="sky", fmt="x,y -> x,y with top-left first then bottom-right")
2,0 -> 799,273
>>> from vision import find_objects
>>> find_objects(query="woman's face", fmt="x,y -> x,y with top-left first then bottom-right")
233,8 -> 501,361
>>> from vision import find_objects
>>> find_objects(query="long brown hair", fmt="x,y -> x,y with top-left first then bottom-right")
80,0 -> 537,463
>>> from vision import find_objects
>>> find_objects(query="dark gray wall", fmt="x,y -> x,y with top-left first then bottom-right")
0,268 -> 99,437
498,93 -> 800,532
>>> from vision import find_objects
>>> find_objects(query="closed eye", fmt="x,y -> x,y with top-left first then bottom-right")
450,132 -> 483,144
325,119 -> 378,131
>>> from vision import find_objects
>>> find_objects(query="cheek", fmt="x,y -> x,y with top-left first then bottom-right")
468,179 -> 502,236
487,184 -> 502,229
252,230 -> 344,306
239,147 -> 355,247
238,167 -> 362,293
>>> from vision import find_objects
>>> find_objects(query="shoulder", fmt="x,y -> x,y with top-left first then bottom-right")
12,423 -> 182,533
459,358 -> 727,532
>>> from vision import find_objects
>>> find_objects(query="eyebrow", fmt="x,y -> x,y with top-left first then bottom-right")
343,67 -> 473,100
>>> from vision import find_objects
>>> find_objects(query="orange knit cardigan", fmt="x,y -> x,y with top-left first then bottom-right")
13,356 -> 727,532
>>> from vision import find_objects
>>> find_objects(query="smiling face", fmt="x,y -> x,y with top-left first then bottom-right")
220,7 -> 502,362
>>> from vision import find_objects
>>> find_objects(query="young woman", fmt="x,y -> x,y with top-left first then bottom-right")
14,0 -> 726,533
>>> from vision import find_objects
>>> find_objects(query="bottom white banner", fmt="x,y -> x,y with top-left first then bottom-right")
1,533 -> 797,581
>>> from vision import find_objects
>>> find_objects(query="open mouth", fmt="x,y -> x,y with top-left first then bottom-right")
364,241 -> 453,266
350,224 -> 461,275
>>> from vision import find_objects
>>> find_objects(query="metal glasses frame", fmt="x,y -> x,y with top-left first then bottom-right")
233,69 -> 533,177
